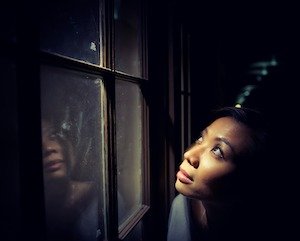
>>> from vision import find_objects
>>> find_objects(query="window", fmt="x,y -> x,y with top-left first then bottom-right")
40,0 -> 102,65
38,0 -> 149,240
0,0 -> 150,239
115,79 -> 149,238
114,0 -> 143,77
40,65 -> 106,240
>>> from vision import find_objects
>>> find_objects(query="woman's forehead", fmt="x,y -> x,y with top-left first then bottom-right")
207,117 -> 252,152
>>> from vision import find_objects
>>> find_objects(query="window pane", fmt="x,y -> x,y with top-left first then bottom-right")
40,0 -> 102,65
116,80 -> 143,225
114,0 -> 143,77
40,65 -> 107,241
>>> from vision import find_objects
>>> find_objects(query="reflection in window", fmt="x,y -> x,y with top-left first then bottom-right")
40,0 -> 102,65
40,65 -> 106,241
116,80 -> 143,225
114,0 -> 143,77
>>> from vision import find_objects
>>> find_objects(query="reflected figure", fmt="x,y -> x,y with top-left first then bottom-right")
42,120 -> 98,241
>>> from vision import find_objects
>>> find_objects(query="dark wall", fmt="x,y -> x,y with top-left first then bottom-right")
183,1 -> 299,239
181,0 -> 299,138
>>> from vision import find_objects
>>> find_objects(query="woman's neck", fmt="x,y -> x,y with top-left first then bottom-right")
190,199 -> 208,229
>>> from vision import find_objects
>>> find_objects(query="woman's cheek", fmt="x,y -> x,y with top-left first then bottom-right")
195,161 -> 236,187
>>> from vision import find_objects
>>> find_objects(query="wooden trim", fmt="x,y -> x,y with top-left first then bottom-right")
118,205 -> 150,240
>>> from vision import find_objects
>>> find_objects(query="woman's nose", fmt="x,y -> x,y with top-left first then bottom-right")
42,140 -> 56,157
184,147 -> 200,168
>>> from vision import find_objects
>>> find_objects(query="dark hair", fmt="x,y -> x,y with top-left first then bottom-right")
210,106 -> 269,161
209,107 -> 271,201
204,107 -> 272,238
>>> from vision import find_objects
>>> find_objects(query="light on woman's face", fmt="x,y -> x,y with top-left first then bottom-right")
42,121 -> 68,181
175,117 -> 252,201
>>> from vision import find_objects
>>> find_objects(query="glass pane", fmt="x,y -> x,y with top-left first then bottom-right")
40,0 -> 102,65
40,65 -> 107,241
123,222 -> 143,241
114,0 -> 143,77
116,80 -> 143,225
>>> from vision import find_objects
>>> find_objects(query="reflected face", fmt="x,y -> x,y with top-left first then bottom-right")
175,117 -> 252,201
42,121 -> 68,180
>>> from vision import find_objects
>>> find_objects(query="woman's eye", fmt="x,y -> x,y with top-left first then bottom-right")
49,133 -> 60,140
212,146 -> 224,159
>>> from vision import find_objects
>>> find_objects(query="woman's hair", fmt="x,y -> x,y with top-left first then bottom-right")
208,106 -> 270,195
210,106 -> 269,161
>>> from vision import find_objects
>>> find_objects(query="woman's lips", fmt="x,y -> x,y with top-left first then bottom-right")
44,160 -> 64,172
176,167 -> 193,184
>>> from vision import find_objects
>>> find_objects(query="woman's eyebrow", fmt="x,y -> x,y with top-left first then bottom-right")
204,127 -> 236,154
217,137 -> 236,154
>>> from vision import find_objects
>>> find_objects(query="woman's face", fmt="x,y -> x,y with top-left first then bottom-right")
175,117 -> 252,201
42,121 -> 68,180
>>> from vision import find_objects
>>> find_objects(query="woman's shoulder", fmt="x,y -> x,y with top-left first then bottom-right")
69,181 -> 97,208
167,194 -> 192,241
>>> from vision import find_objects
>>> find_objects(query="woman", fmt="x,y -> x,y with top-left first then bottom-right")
42,119 -> 98,241
167,107 -> 269,241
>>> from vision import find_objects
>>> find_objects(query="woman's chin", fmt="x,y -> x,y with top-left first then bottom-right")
175,179 -> 211,200
44,170 -> 68,183
175,179 -> 190,195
